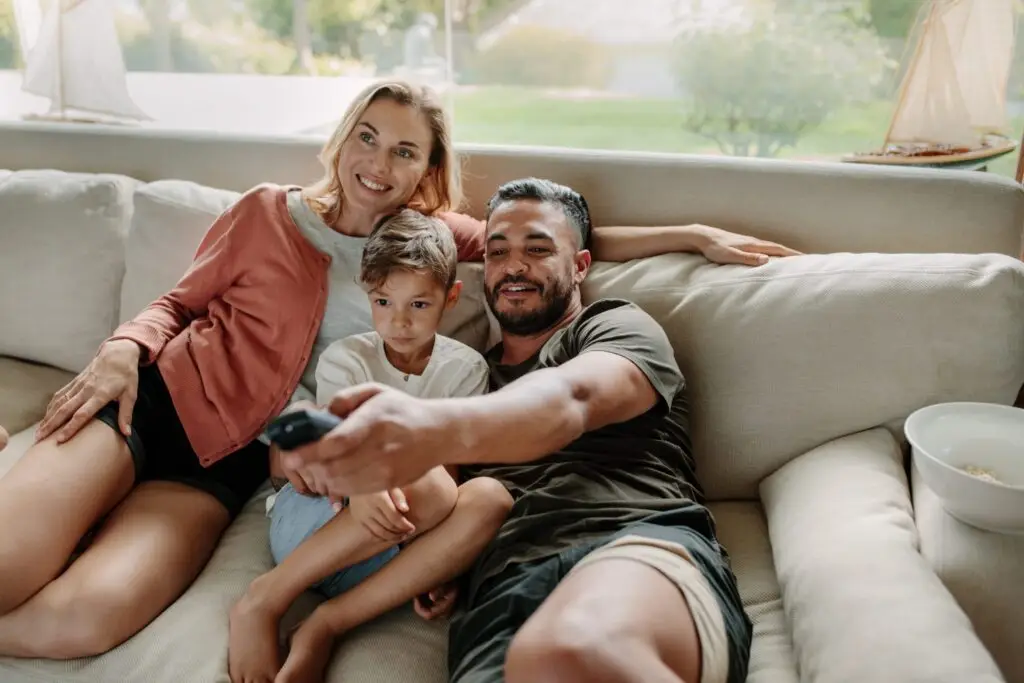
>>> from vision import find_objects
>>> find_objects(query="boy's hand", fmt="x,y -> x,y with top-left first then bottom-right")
348,488 -> 415,542
414,583 -> 458,620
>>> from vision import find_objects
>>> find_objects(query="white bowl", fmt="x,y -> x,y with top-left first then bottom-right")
905,402 -> 1024,535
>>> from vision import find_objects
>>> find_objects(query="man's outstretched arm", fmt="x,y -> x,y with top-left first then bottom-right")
447,351 -> 659,466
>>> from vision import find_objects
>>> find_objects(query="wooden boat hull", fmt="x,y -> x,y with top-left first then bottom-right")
842,139 -> 1017,170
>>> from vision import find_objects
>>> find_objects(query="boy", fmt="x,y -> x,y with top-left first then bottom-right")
228,209 -> 510,683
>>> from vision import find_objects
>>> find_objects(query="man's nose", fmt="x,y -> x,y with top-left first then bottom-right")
504,256 -> 528,275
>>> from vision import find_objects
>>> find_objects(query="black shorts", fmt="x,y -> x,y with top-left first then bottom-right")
95,363 -> 270,518
448,507 -> 752,683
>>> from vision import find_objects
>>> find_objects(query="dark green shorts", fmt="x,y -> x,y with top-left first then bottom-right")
447,507 -> 752,683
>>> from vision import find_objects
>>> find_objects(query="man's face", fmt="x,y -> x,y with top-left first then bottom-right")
484,199 -> 590,336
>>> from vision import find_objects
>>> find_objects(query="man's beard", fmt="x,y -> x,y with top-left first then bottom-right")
485,275 -> 574,337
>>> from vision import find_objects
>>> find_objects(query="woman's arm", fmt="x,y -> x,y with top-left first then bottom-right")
109,201 -> 250,363
439,212 -> 800,266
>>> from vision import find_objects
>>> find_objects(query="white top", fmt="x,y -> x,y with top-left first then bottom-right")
315,331 -> 490,403
265,332 -> 489,515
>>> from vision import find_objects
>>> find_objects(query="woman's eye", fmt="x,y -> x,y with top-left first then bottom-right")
360,132 -> 374,144
395,147 -> 413,159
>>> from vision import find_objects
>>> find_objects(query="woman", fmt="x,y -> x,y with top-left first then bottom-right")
0,80 -> 797,665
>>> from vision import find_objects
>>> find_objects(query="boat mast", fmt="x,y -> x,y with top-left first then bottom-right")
883,0 -> 938,148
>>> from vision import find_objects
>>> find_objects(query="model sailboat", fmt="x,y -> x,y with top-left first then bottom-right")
844,0 -> 1017,169
18,0 -> 150,124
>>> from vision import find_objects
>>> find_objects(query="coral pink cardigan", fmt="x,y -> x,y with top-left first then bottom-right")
109,185 -> 485,466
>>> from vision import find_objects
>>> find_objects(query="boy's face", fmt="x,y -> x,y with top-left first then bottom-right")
368,269 -> 460,356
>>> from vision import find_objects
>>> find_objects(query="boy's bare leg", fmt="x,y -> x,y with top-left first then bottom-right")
275,476 -> 512,683
229,466 -> 458,683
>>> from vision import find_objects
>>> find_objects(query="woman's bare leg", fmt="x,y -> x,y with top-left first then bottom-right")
275,476 -> 512,683
229,466 -> 458,683
0,421 -> 135,615
0,480 -> 230,659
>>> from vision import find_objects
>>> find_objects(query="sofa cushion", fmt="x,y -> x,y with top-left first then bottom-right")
0,356 -> 75,437
760,429 -> 1003,683
0,169 -> 136,373
584,252 -> 1024,499
913,466 -> 1024,682
120,179 -> 241,323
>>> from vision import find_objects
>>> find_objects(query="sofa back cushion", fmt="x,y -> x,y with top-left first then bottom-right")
583,252 -> 1024,500
0,169 -> 135,373
120,179 -> 240,323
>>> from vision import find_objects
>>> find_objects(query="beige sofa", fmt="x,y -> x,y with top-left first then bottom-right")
1,122 -> 1023,683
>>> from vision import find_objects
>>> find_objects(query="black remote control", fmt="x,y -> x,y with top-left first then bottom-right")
264,408 -> 343,450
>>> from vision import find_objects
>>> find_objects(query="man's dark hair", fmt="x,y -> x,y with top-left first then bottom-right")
485,177 -> 592,249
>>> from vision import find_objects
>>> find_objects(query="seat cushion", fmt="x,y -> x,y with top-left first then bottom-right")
0,170 -> 136,373
913,466 -> 1024,682
0,356 -> 75,439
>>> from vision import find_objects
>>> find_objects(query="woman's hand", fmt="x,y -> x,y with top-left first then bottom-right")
36,339 -> 142,444
695,225 -> 802,266
347,488 -> 415,543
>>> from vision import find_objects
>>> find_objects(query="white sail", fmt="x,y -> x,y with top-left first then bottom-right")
887,0 -> 1016,148
21,0 -> 150,121
12,0 -> 43,63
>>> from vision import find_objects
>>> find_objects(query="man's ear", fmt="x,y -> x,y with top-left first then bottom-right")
574,249 -> 592,285
445,281 -> 463,310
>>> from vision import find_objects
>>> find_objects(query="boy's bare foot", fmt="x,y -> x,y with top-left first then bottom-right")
275,613 -> 336,683
228,594 -> 284,683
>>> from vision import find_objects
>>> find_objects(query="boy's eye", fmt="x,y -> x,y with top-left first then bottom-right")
374,298 -> 389,306
412,301 -> 430,309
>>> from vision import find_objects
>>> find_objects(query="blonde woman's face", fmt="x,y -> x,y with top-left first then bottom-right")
338,98 -> 435,220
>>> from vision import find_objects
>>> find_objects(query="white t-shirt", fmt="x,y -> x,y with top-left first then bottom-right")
315,331 -> 489,403
265,331 -> 489,514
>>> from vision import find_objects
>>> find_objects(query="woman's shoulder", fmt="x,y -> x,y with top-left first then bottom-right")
230,183 -> 295,218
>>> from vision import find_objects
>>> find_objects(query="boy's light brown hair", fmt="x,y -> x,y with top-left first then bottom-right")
361,209 -> 458,291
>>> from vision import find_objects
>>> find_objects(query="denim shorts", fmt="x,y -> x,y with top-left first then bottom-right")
268,484 -> 400,598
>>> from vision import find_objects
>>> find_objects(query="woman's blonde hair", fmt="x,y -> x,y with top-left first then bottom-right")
303,80 -> 462,227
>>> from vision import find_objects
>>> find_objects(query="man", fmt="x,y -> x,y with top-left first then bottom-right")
283,178 -> 752,683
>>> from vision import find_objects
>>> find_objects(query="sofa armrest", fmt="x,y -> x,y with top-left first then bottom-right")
0,356 -> 74,435
759,428 -> 1003,683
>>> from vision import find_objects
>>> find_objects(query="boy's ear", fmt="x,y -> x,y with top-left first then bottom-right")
445,281 -> 463,309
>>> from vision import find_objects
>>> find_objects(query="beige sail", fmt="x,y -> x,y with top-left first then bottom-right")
886,0 -> 1016,148
21,0 -> 150,122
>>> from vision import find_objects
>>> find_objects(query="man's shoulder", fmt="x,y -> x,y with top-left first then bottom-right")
571,298 -> 660,334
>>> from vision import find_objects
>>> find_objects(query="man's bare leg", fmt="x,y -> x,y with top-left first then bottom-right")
0,421 -> 135,615
504,559 -> 702,683
0,481 -> 229,659
275,476 -> 512,683
229,466 -> 460,683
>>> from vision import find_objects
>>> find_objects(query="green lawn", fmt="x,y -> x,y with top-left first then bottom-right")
451,87 -> 1022,180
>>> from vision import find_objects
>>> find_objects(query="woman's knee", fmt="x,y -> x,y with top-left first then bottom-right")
26,591 -> 139,659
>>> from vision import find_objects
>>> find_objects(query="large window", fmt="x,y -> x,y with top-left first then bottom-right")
1,0 -> 1021,178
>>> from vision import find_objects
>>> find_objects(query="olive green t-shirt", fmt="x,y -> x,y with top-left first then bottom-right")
465,298 -> 709,583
